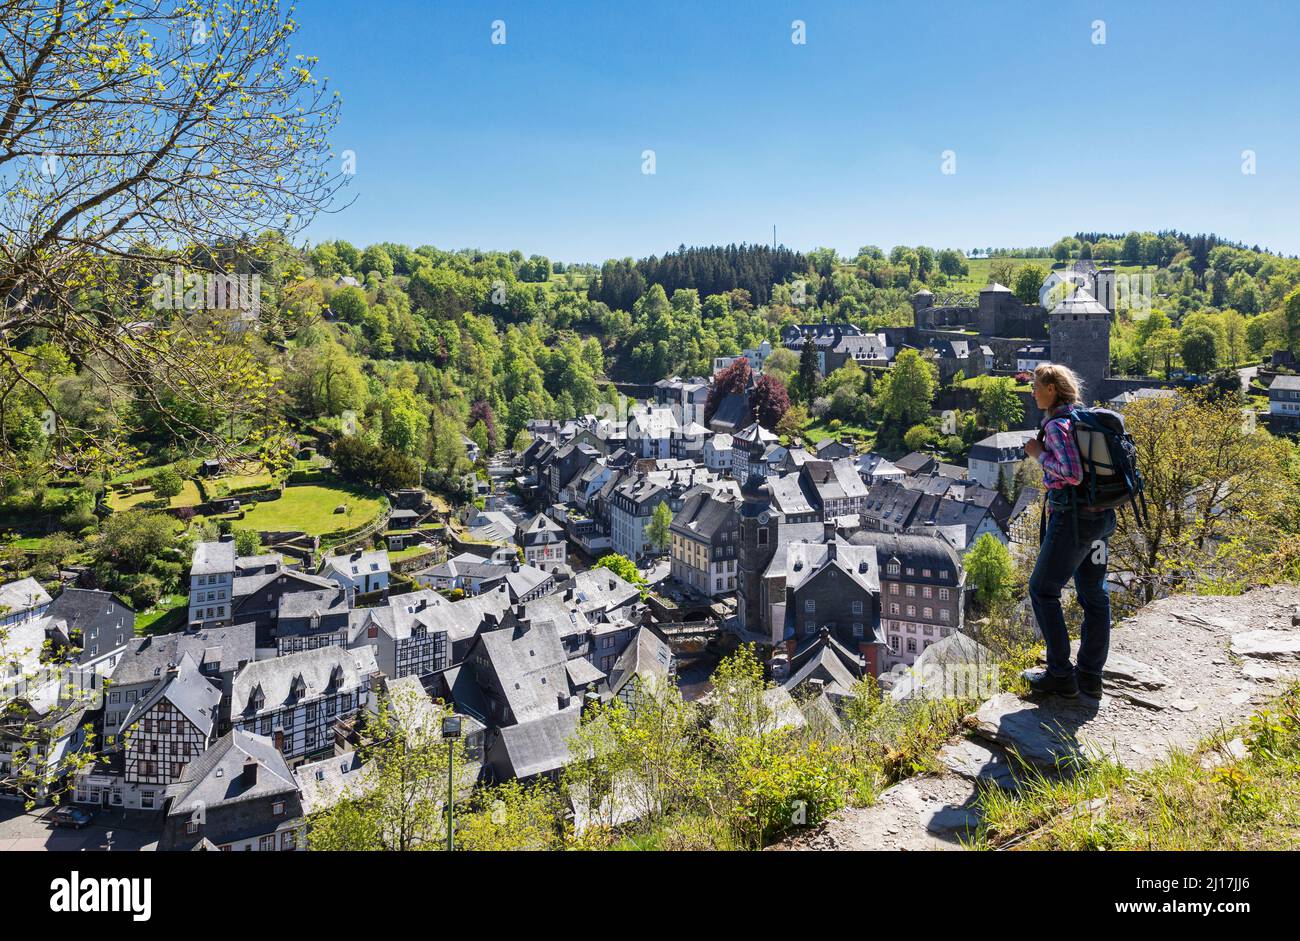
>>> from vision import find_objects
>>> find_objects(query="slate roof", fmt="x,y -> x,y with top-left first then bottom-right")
109,623 -> 256,687
44,589 -> 134,659
277,587 -> 350,620
0,576 -> 52,615
895,452 -> 937,475
846,531 -> 963,585
492,705 -> 582,779
803,458 -> 871,503
669,490 -> 737,543
518,512 -> 564,547
232,646 -> 373,717
784,540 -> 880,595
505,564 -> 555,602
565,657 -> 606,689
604,626 -> 672,701
122,652 -> 220,738
295,751 -> 372,815
164,729 -> 297,820
320,549 -> 390,581
968,430 -> 1037,464
566,568 -> 641,617
477,620 -> 570,723
191,541 -> 236,576
784,632 -> 863,698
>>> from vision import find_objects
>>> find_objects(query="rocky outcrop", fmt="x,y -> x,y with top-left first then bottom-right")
775,586 -> 1300,851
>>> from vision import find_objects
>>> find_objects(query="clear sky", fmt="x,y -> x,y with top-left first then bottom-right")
296,0 -> 1300,263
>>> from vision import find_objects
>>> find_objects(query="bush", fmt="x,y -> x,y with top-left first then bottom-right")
127,574 -> 163,610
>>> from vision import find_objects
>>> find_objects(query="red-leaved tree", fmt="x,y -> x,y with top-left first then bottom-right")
751,374 -> 790,430
705,357 -> 753,425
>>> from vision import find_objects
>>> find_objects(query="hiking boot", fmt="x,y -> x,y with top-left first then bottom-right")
1021,668 -> 1079,698
1076,670 -> 1104,698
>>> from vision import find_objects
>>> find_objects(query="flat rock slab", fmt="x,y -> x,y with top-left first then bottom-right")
774,776 -> 981,851
937,738 -> 1024,792
1231,630 -> 1300,660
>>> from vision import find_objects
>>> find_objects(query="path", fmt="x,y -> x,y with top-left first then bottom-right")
775,585 -> 1300,851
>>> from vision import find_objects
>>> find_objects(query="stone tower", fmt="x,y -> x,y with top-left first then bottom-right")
736,473 -> 775,635
1049,291 -> 1111,404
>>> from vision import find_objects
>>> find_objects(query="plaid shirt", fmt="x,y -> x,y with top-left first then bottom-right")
1039,404 -> 1083,490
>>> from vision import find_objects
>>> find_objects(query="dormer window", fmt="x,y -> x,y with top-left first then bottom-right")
249,685 -> 265,713
289,675 -> 307,704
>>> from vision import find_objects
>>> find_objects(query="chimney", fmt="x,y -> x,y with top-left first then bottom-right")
564,588 -> 573,602
241,757 -> 258,788
826,541 -> 837,561
557,690 -> 571,709
823,520 -> 836,543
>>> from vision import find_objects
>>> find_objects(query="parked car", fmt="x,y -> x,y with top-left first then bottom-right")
50,805 -> 93,829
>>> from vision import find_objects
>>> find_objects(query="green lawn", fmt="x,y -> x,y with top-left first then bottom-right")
136,593 -> 188,635
799,419 -> 875,452
946,256 -> 1057,293
107,479 -> 204,512
231,482 -> 386,536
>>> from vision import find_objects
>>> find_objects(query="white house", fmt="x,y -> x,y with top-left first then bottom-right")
704,433 -> 733,473
627,405 -> 680,459
319,549 -> 391,595
966,430 -> 1036,491
189,540 -> 235,628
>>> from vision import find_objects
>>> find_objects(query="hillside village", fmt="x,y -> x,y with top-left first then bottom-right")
6,252 -> 1299,853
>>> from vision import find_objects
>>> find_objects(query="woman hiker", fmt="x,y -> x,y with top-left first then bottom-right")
1020,363 -> 1117,699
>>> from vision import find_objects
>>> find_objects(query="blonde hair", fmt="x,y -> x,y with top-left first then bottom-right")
1033,362 -> 1083,407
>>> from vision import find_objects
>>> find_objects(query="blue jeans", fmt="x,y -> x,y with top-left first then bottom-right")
1028,497 -> 1117,679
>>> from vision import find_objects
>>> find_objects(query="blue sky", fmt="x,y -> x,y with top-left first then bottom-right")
297,0 -> 1300,262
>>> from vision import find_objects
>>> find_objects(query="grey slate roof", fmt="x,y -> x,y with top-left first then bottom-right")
477,620 -> 570,723
492,705 -> 582,779
45,588 -> 134,659
164,729 -> 297,818
0,576 -> 52,614
122,652 -> 220,738
191,540 -> 236,576
232,646 -> 372,717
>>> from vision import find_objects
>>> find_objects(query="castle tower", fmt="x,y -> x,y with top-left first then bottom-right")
1049,291 -> 1111,404
1094,267 -> 1117,314
911,289 -> 934,329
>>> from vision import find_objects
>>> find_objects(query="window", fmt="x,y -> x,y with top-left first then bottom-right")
906,638 -> 917,653
186,820 -> 200,835
141,790 -> 156,809
804,599 -> 815,613
922,586 -> 932,599
852,600 -> 863,615
259,835 -> 275,852
923,607 -> 933,619
890,583 -> 899,594
939,588 -> 950,601
906,605 -> 915,617
905,585 -> 915,597
272,800 -> 285,816
940,609 -> 950,622
852,623 -> 863,638
281,829 -> 297,850
889,603 -> 899,615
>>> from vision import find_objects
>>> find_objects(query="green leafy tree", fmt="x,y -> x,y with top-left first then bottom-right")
965,533 -> 1016,610
152,467 -> 184,500
979,377 -> 1023,431
875,349 -> 938,428
233,528 -> 263,557
1012,264 -> 1048,305
647,501 -> 674,553
307,683 -> 470,851
593,553 -> 646,595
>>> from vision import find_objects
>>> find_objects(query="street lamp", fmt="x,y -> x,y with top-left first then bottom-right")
441,715 -> 462,852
